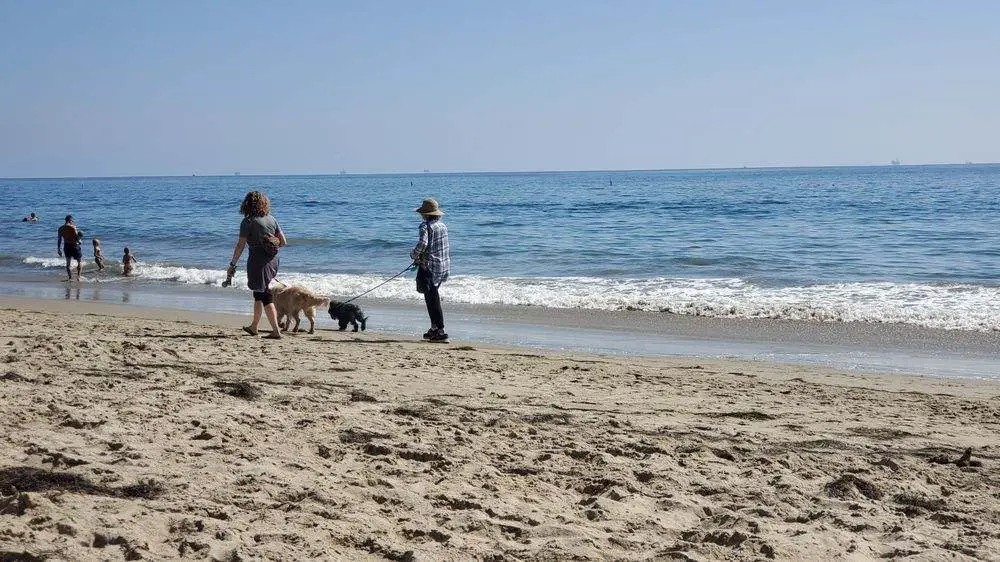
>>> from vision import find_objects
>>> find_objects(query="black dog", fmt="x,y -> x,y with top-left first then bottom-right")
328,301 -> 368,332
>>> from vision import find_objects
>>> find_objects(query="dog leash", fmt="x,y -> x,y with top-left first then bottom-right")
343,263 -> 416,303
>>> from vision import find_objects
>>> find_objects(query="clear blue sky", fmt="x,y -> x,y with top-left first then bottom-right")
1,0 -> 998,177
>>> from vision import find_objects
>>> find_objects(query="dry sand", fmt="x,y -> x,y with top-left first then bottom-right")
0,298 -> 997,561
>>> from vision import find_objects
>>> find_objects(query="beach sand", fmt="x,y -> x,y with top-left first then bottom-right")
0,298 -> 997,561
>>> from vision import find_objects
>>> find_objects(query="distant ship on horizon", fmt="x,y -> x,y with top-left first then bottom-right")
890,159 -> 901,166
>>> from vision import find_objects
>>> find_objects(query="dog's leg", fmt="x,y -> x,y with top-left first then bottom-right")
351,317 -> 359,332
338,319 -> 348,331
360,315 -> 367,332
305,307 -> 316,334
291,310 -> 302,333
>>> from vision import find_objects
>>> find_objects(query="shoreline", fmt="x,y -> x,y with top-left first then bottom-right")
0,299 -> 997,559
1,276 -> 999,379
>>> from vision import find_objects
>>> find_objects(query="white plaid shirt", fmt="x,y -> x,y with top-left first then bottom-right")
410,218 -> 450,285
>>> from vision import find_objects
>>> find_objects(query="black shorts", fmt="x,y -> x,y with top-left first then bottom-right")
252,290 -> 273,305
63,244 -> 83,261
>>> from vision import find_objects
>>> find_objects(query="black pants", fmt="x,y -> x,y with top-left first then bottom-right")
423,283 -> 444,330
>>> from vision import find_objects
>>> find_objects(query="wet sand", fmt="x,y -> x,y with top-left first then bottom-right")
0,298 -> 998,560
3,279 -> 1000,378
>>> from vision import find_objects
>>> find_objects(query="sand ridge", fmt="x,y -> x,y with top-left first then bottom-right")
0,305 -> 998,560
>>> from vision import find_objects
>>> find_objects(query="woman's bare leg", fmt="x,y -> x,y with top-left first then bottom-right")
250,300 -> 263,332
264,303 -> 280,336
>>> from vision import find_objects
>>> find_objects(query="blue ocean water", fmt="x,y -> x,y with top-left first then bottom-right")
2,165 -> 999,331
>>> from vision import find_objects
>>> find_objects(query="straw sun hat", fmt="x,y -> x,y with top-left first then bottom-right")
414,198 -> 444,216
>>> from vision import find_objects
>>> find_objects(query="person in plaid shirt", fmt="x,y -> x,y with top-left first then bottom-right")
410,198 -> 451,343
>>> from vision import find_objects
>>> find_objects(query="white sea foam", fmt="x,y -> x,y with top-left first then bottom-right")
132,263 -> 229,285
21,256 -> 1000,331
24,256 -> 67,268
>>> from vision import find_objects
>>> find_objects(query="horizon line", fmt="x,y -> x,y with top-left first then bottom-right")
1,161 -> 995,181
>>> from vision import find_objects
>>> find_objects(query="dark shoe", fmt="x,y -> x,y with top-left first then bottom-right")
428,331 -> 449,343
422,329 -> 436,340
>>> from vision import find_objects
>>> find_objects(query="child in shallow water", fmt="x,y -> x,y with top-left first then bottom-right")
122,247 -> 137,276
92,238 -> 105,271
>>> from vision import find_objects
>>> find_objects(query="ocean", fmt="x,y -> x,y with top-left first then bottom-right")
3,165 -> 999,331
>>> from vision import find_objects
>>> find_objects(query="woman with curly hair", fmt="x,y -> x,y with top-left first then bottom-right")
228,190 -> 287,339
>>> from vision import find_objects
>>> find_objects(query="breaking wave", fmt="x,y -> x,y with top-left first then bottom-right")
21,256 -> 1000,331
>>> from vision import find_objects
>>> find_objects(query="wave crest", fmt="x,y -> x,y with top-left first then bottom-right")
20,256 -> 1000,331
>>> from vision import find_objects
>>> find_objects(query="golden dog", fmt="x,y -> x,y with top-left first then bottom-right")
271,283 -> 330,334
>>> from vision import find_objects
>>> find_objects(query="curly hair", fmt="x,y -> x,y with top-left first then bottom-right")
240,191 -> 271,217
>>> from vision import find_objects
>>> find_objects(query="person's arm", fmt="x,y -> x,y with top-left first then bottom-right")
56,229 -> 63,256
410,222 -> 429,262
230,237 -> 247,267
275,223 -> 287,247
231,219 -> 251,265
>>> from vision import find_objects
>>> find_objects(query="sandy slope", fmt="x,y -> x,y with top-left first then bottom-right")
0,303 -> 997,561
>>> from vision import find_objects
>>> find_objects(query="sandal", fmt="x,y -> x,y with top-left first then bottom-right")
262,331 -> 282,340
242,326 -> 259,336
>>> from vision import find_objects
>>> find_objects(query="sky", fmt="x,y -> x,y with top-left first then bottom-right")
1,0 -> 998,177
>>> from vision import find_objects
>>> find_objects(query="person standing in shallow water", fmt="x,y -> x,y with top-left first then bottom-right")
121,247 -> 137,275
229,191 -> 286,339
56,215 -> 84,280
92,238 -> 105,271
410,198 -> 450,343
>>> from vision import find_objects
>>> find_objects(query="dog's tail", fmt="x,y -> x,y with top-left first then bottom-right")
360,314 -> 368,332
